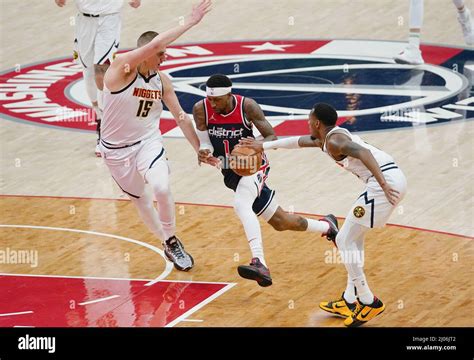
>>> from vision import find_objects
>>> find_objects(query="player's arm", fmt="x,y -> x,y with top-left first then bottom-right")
327,134 -> 400,205
243,98 -> 277,142
55,0 -> 66,7
160,72 -> 199,153
192,101 -> 220,167
239,135 -> 321,152
105,0 -> 211,88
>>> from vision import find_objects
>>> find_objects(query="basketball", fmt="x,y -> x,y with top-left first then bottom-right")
230,146 -> 262,176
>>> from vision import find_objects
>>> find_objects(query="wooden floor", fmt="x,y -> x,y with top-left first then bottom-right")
1,196 -> 472,327
0,0 -> 473,327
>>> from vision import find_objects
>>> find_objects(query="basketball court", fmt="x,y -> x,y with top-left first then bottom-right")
0,0 -> 472,328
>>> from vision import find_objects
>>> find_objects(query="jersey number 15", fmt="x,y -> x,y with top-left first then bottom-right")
136,100 -> 153,117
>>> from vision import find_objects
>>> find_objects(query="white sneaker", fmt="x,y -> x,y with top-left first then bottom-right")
457,8 -> 474,45
394,45 -> 425,65
95,142 -> 102,157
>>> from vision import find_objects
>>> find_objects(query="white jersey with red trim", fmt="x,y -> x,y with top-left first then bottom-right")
74,0 -> 123,15
322,126 -> 395,183
101,72 -> 164,145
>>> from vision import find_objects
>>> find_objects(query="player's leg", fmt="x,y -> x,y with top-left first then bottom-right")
265,206 -> 338,241
233,175 -> 272,286
140,142 -> 193,271
75,13 -> 102,156
145,159 -> 176,241
93,14 -> 121,154
453,0 -> 474,45
334,220 -> 386,327
128,187 -> 166,242
394,0 -> 425,65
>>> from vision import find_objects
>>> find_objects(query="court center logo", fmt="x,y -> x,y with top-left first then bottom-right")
0,40 -> 472,136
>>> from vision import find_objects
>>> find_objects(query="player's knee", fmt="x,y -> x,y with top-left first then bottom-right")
150,180 -> 170,198
233,198 -> 251,216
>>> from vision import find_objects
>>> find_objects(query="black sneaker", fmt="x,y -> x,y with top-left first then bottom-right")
237,257 -> 272,287
163,236 -> 194,271
321,214 -> 339,244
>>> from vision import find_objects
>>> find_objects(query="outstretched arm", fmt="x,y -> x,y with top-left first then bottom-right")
327,134 -> 400,205
239,135 -> 321,152
105,0 -> 211,90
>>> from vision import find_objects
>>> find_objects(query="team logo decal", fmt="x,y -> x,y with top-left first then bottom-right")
0,40 -> 472,136
353,206 -> 365,218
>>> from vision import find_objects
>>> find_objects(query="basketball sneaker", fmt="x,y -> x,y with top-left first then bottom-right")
237,257 -> 272,287
321,214 -> 339,244
344,296 -> 385,327
394,45 -> 424,65
319,292 -> 358,318
457,8 -> 474,45
163,236 -> 194,271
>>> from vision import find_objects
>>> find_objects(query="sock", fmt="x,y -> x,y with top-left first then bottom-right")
306,218 -> 329,233
249,237 -> 266,267
408,32 -> 421,48
343,275 -> 358,303
354,274 -> 374,305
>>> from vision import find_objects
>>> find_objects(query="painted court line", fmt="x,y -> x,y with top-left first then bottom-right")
0,311 -> 33,317
166,283 -> 236,327
79,295 -> 120,306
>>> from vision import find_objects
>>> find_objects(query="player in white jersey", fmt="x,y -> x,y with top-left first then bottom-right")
99,0 -> 212,271
239,103 -> 407,327
55,0 -> 141,156
394,0 -> 473,65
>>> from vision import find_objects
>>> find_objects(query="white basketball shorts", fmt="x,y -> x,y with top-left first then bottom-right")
74,12 -> 121,68
100,134 -> 168,199
345,167 -> 407,228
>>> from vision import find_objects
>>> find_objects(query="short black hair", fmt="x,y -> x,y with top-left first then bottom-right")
206,74 -> 232,88
311,103 -> 338,126
137,31 -> 159,47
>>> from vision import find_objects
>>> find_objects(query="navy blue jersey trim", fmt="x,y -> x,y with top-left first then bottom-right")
149,148 -> 165,169
110,74 -> 138,94
358,191 -> 375,228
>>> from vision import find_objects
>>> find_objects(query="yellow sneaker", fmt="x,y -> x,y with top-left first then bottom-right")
344,296 -> 385,327
319,292 -> 358,318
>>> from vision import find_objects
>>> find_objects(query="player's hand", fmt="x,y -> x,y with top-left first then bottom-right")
238,137 -> 264,152
381,184 -> 400,206
55,0 -> 66,7
128,0 -> 141,8
198,149 -> 221,168
188,0 -> 212,26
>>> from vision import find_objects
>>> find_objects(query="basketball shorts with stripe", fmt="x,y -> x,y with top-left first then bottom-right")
74,12 -> 121,68
223,168 -> 279,221
100,135 -> 168,199
345,168 -> 407,228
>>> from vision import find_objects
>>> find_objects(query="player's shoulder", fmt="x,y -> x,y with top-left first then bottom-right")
192,99 -> 205,115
